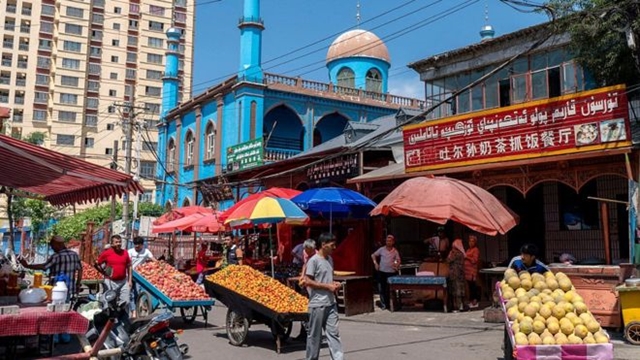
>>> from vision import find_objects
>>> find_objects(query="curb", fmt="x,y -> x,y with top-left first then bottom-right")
339,316 -> 505,331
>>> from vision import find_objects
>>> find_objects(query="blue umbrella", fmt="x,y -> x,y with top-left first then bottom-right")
291,187 -> 377,234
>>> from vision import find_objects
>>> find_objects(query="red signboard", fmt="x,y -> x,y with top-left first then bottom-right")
403,85 -> 631,173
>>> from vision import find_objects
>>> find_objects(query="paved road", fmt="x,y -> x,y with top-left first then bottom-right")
174,304 -> 638,360
176,304 -> 504,360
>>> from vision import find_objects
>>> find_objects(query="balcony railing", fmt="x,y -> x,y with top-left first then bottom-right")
2,41 -> 13,49
17,61 -> 27,68
18,43 -> 28,51
0,95 -> 8,103
6,5 -> 16,13
0,77 -> 9,85
20,26 -> 30,33
264,148 -> 300,162
13,114 -> 22,122
1,59 -> 11,67
21,8 -> 32,16
4,24 -> 15,31
16,78 -> 25,86
263,72 -> 426,109
14,97 -> 24,104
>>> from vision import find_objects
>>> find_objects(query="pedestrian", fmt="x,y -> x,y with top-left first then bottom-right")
20,235 -> 83,300
508,243 -> 549,274
371,234 -> 401,310
96,235 -> 132,309
447,239 -> 466,313
303,233 -> 343,360
295,238 -> 318,340
20,235 -> 82,344
291,242 -> 305,267
195,241 -> 209,284
224,235 -> 243,266
464,234 -> 480,309
128,236 -> 154,317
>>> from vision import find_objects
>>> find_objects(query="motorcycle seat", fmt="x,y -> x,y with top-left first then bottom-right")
127,318 -> 152,333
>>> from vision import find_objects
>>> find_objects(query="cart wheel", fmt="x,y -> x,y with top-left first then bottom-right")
226,309 -> 249,346
136,292 -> 153,318
270,320 -> 293,342
180,306 -> 198,324
625,321 -> 640,345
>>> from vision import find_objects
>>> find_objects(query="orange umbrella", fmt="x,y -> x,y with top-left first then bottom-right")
151,213 -> 207,233
191,212 -> 227,233
219,187 -> 302,222
370,176 -> 518,235
153,205 -> 214,225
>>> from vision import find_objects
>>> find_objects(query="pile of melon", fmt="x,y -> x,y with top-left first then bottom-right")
500,269 -> 609,346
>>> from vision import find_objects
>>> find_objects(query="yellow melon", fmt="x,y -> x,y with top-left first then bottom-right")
574,324 -> 589,339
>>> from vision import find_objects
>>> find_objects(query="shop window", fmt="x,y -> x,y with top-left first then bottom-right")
548,67 -> 561,98
511,74 -> 527,103
558,182 -> 599,231
531,70 -> 548,99
499,79 -> 511,107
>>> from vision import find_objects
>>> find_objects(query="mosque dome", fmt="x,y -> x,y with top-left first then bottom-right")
326,29 -> 390,64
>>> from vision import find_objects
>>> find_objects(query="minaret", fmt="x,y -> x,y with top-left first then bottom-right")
479,3 -> 495,41
161,27 -> 181,120
356,0 -> 361,28
238,0 -> 264,82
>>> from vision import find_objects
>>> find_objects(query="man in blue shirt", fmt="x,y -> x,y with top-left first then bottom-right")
508,244 -> 549,274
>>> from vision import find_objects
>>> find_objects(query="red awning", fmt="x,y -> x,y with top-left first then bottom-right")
0,134 -> 144,206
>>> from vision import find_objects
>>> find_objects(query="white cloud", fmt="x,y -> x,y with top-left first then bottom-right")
388,75 -> 424,99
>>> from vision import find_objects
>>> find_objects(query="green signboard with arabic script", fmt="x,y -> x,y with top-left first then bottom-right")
226,138 -> 264,172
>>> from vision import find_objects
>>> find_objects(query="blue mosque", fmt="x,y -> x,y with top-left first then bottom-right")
155,0 -> 424,208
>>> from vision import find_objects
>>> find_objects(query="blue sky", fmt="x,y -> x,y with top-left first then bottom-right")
192,0 -> 549,99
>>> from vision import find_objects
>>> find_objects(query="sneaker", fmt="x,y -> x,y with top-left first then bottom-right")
469,302 -> 479,309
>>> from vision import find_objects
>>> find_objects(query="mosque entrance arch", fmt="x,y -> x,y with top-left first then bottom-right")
263,105 -> 304,153
314,112 -> 349,146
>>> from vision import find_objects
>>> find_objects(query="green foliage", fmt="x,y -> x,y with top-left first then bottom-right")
8,131 -> 47,145
51,202 -> 165,241
546,0 -> 640,86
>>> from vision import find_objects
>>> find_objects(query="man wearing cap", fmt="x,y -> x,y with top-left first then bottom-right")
20,235 -> 83,300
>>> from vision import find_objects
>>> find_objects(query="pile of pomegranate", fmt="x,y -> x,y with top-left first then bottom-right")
136,261 -> 210,301
82,262 -> 102,281
207,265 -> 308,314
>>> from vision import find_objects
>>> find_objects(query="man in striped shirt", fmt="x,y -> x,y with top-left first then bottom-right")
21,235 -> 83,300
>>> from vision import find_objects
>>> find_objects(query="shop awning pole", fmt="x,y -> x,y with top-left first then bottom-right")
601,202 -> 611,265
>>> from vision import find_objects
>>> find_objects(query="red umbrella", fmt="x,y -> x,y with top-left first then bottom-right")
153,205 -> 214,225
219,187 -> 302,222
151,213 -> 207,233
191,212 -> 227,233
370,176 -> 518,236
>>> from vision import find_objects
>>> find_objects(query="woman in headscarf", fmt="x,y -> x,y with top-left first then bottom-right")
447,239 -> 466,312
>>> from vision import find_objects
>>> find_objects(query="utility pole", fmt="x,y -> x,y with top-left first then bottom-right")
110,140 -> 119,227
132,121 -> 142,228
115,101 -> 147,248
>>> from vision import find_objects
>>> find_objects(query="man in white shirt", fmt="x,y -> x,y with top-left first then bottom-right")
128,236 -> 154,317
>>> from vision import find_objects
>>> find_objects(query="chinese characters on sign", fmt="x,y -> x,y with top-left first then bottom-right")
226,138 -> 264,172
403,85 -> 631,173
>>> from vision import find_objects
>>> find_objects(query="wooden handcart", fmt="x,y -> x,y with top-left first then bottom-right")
204,280 -> 308,353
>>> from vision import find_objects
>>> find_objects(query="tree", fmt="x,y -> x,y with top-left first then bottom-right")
52,202 -> 165,241
545,0 -> 640,86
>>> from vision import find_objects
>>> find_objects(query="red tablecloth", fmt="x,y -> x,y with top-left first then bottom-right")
0,306 -> 89,337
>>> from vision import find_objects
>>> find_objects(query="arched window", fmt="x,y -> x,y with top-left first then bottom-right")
182,197 -> 191,207
184,130 -> 194,166
167,138 -> 176,172
164,200 -> 173,212
365,68 -> 382,93
337,67 -> 355,88
205,122 -> 216,160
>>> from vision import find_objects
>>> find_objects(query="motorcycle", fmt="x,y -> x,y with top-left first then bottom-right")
84,284 -> 188,360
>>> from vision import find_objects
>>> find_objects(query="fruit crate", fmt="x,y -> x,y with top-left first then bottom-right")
133,271 -> 214,325
497,283 -> 614,360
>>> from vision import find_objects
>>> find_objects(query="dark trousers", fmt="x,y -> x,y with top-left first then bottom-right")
467,279 -> 480,302
377,271 -> 396,309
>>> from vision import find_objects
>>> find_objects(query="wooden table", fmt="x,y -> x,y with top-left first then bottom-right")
334,276 -> 374,316
479,267 -> 507,303
387,275 -> 448,313
287,275 -> 374,317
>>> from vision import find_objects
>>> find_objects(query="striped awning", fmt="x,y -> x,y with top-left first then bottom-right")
0,134 -> 143,206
